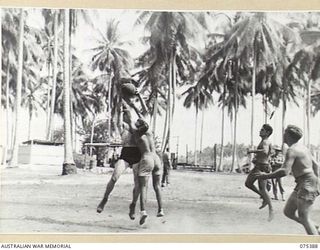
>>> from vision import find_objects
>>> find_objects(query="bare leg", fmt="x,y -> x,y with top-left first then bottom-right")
258,179 -> 274,221
284,192 -> 319,234
152,174 -> 164,216
129,163 -> 140,220
272,179 -> 278,200
245,170 -> 262,197
139,176 -> 149,225
161,169 -> 166,187
297,198 -> 318,235
166,168 -> 170,185
278,178 -> 285,201
97,160 -> 127,213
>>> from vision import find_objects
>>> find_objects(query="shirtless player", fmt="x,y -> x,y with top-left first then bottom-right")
255,125 -> 320,235
245,124 -> 274,221
128,118 -> 164,225
96,79 -> 146,214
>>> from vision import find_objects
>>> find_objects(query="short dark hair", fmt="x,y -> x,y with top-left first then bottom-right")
285,125 -> 303,142
136,119 -> 149,135
263,124 -> 273,136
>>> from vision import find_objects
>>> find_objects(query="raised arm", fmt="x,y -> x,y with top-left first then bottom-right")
136,93 -> 149,117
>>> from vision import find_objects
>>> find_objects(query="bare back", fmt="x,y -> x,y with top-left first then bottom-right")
135,131 -> 156,154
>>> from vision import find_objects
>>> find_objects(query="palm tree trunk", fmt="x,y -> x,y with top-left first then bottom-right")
282,93 -> 286,150
231,60 -> 239,173
48,10 -> 59,141
218,105 -> 225,172
194,110 -> 198,165
307,79 -> 311,149
218,83 -> 226,172
28,105 -> 33,141
161,102 -> 168,152
9,9 -> 25,168
199,109 -> 205,164
171,51 -> 176,125
46,62 -> 51,139
263,94 -> 268,124
251,53 -> 256,149
90,115 -> 96,156
0,9 -> 3,166
4,64 -> 10,165
167,56 -> 173,152
303,89 -> 306,145
107,73 -> 112,140
230,114 -> 233,144
62,9 -> 76,175
152,92 -> 158,135
73,115 -> 77,152
230,109 -> 238,173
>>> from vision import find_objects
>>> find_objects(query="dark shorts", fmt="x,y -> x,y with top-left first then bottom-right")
119,147 -> 141,165
251,162 -> 271,173
294,173 -> 320,202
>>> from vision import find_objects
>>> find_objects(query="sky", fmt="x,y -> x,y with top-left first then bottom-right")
1,9 -> 320,158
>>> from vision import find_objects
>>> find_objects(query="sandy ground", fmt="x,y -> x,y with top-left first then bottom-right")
0,164 -> 319,235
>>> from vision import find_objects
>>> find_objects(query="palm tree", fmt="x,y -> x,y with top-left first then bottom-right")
220,12 -> 297,151
55,57 -> 98,126
182,84 -> 213,165
9,8 -> 25,168
62,9 -> 76,175
287,14 -> 320,148
21,76 -> 46,140
90,18 -> 133,140
2,9 -> 20,165
135,11 -> 207,152
48,10 -> 61,141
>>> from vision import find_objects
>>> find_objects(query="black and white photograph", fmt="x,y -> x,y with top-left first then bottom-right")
0,6 -> 320,236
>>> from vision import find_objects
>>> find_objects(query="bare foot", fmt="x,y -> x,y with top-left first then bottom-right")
259,200 -> 268,209
129,203 -> 135,220
97,199 -> 107,213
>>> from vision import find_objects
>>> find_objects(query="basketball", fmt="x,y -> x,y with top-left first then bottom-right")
121,82 -> 137,97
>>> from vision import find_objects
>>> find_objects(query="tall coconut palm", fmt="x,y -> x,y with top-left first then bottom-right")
288,15 -> 320,148
2,9 -> 20,165
90,18 -> 133,140
21,76 -> 46,140
9,8 -> 25,168
54,57 -> 97,135
135,11 -> 207,151
62,9 -> 76,175
182,84 -> 213,165
220,12 -> 297,151
48,10 -> 61,141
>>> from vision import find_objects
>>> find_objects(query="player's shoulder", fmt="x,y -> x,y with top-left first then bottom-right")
286,145 -> 301,157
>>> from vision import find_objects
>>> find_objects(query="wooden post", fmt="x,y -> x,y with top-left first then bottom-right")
213,143 -> 217,172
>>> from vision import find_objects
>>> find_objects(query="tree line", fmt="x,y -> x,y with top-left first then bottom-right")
1,9 -> 320,174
